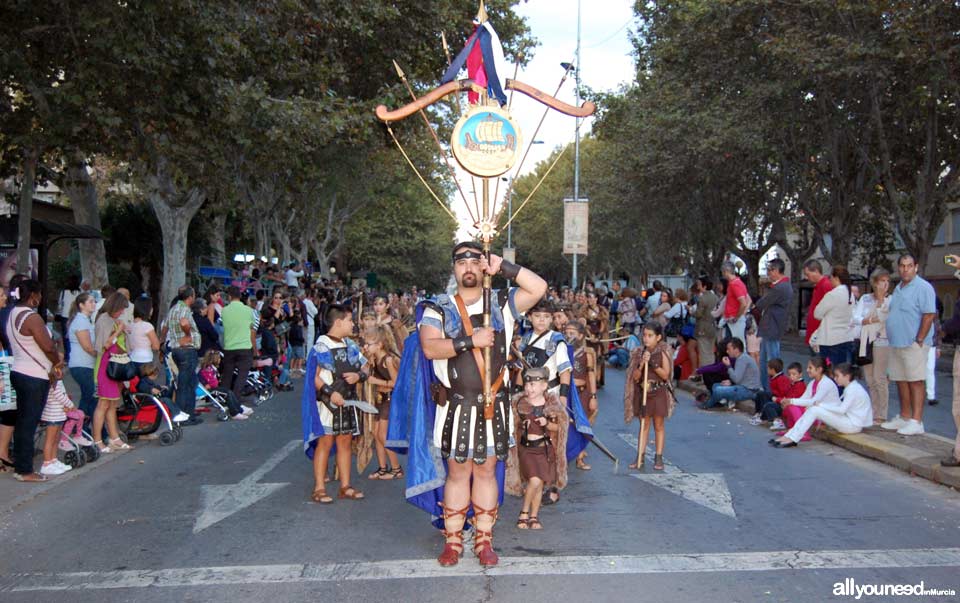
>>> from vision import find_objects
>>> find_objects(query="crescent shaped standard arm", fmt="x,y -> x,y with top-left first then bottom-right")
505,79 -> 597,118
376,79 -> 481,122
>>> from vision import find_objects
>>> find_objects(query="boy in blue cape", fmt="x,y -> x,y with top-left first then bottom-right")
390,241 -> 546,568
301,304 -> 369,504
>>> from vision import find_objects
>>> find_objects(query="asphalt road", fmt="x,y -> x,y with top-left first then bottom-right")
1,366 -> 959,602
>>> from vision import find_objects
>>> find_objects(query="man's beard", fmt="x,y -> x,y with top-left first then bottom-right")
460,273 -> 478,288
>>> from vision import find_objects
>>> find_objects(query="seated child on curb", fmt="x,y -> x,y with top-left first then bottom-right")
750,359 -> 791,425
136,362 -> 189,423
769,362 -> 807,432
199,350 -> 253,420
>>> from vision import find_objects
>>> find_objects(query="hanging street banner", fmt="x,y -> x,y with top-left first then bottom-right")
563,197 -> 589,255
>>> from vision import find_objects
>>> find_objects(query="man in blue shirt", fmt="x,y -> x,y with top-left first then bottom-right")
882,254 -> 937,436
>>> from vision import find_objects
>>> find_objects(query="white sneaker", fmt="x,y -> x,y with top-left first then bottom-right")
241,405 -> 254,416
881,416 -> 909,430
40,461 -> 70,476
749,414 -> 764,426
769,419 -> 785,431
896,420 -> 925,436
54,460 -> 73,472
232,413 -> 249,421
172,412 -> 190,422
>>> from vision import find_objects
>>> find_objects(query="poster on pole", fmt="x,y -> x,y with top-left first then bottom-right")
563,197 -> 589,255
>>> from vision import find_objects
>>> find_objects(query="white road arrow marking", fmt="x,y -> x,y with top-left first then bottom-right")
194,439 -> 301,533
619,433 -> 736,519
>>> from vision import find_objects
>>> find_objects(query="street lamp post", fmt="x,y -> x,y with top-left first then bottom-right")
570,0 -> 582,289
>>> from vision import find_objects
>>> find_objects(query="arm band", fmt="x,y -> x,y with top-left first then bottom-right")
559,383 -> 570,398
499,260 -> 521,280
358,372 -> 368,383
319,383 -> 335,397
453,335 -> 474,354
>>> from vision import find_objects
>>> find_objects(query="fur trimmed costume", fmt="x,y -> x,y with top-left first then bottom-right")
505,393 -> 569,496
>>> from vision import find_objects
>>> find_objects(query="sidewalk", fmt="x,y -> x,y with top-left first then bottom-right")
677,380 -> 960,491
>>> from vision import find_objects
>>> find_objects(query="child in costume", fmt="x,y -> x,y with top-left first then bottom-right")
623,322 -> 675,471
505,367 -> 568,530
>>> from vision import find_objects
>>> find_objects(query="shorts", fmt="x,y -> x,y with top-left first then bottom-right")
888,344 -> 928,382
289,345 -> 306,360
40,420 -> 65,427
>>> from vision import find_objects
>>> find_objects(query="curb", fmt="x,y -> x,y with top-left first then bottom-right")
676,380 -> 960,490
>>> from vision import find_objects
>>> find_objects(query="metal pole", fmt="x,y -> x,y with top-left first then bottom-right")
572,0 -> 582,290
482,177 -> 493,419
506,178 -> 513,288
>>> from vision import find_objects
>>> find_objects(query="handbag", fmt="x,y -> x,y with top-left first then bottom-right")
273,320 -> 291,338
0,353 -> 16,412
106,332 -> 137,381
665,305 -> 687,338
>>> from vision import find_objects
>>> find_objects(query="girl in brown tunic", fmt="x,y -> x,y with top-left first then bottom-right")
363,325 -> 403,480
623,322 -> 674,471
373,294 -> 407,353
504,367 -> 568,531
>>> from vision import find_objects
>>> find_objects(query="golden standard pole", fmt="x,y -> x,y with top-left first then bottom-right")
482,177 -> 493,419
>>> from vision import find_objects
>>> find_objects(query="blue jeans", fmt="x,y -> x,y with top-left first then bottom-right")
819,341 -> 853,369
759,338 -> 781,390
69,366 -> 96,418
171,347 -> 199,415
704,384 -> 758,409
609,348 -> 630,368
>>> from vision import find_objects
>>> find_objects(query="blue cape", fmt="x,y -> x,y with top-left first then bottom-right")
388,300 -> 506,528
563,340 -> 594,460
301,348 -> 325,459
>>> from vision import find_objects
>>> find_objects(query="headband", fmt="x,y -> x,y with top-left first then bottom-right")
453,250 -> 484,262
523,372 -> 548,383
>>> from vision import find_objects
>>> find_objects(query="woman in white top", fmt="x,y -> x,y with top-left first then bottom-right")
127,296 -> 160,366
651,291 -> 672,327
812,265 -> 855,367
771,361 -> 872,447
662,288 -> 690,325
67,292 -> 98,417
851,268 -> 891,424
57,275 -> 81,364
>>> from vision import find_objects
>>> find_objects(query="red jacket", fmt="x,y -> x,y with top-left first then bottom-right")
769,373 -> 791,400
780,379 -> 806,402
805,277 -> 834,345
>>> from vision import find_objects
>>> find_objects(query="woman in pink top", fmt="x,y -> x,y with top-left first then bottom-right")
7,279 -> 63,481
92,293 -> 132,454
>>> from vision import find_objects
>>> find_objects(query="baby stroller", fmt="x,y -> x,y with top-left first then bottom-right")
165,353 -> 231,422
61,409 -> 101,466
117,379 -> 184,446
242,357 -> 275,404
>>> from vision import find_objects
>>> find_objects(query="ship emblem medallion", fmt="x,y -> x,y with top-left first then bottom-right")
451,105 -> 522,178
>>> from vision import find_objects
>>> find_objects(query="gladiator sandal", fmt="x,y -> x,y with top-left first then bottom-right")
472,503 -> 500,567
437,503 -> 470,567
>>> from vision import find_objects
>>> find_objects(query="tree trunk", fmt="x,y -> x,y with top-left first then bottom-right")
63,158 -> 110,287
148,187 -> 205,322
17,146 -> 39,276
210,212 -> 227,267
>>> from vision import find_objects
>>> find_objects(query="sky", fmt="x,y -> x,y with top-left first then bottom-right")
448,0 -> 638,236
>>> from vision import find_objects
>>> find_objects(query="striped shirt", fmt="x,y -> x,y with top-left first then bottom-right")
166,301 -> 200,349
